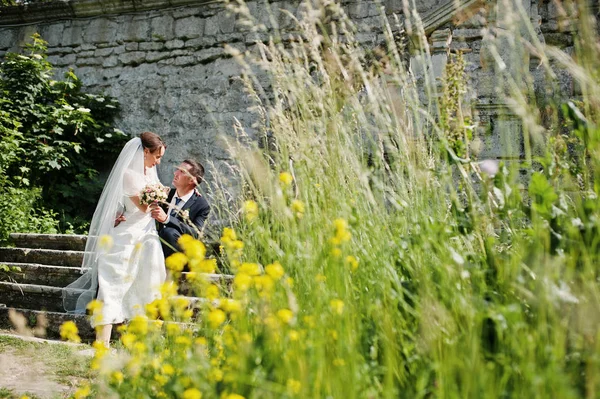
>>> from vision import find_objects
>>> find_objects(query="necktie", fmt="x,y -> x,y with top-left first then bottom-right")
171,197 -> 182,216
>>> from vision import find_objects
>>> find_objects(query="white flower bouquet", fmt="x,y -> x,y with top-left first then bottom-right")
139,183 -> 170,205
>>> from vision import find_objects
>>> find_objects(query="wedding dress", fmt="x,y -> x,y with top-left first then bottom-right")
63,137 -> 166,326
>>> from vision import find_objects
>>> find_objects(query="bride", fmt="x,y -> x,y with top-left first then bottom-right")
63,131 -> 167,346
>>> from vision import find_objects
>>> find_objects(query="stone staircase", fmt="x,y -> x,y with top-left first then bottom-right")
0,233 -> 232,341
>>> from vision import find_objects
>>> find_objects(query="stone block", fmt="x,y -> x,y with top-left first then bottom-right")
145,51 -> 170,63
173,7 -> 200,19
116,18 -> 150,42
185,37 -> 216,48
165,39 -> 185,49
38,23 -> 64,47
113,45 -> 126,55
452,28 -> 482,41
125,42 -> 139,51
83,18 -> 118,44
347,2 -> 369,19
204,16 -> 219,36
0,29 -> 17,50
61,24 -> 84,47
139,42 -> 164,51
150,15 -> 175,41
119,51 -> 146,65
94,47 -> 114,57
102,56 -> 119,67
50,53 -> 76,67
175,55 -> 196,66
175,16 -> 204,39
218,10 -> 236,34
78,57 -> 103,66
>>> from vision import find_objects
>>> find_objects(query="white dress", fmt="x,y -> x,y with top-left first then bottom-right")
94,170 -> 166,327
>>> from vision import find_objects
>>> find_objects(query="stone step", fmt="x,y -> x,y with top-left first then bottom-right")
0,307 -> 96,341
10,233 -> 87,251
0,263 -> 86,287
0,281 -> 74,312
0,247 -> 84,267
8,233 -> 222,256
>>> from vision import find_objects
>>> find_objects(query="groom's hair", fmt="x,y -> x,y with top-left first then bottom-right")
183,159 -> 205,186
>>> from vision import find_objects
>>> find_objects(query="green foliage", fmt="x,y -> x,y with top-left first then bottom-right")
0,33 -> 127,232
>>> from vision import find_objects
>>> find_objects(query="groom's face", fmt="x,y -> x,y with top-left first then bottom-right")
173,162 -> 195,190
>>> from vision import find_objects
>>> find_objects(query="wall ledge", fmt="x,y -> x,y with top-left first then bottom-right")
0,0 -> 217,26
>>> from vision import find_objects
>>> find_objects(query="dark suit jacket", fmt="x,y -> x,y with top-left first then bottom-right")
159,189 -> 210,239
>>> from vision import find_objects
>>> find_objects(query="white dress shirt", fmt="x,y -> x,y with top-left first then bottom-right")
163,190 -> 194,224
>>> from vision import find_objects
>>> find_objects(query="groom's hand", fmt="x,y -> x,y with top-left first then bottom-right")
114,214 -> 126,227
150,203 -> 168,223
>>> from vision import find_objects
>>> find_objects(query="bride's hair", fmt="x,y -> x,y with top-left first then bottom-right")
140,131 -> 165,152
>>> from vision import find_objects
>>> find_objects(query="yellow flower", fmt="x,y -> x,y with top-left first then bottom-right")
345,255 -> 359,271
182,239 -> 206,260
288,330 -> 299,341
330,248 -> 342,258
330,299 -> 345,315
161,364 -> 175,375
328,329 -> 338,340
277,308 -> 294,325
59,321 -> 81,343
225,394 -> 245,399
290,200 -> 305,218
110,371 -> 124,385
254,275 -> 274,295
178,234 -> 195,248
161,281 -> 178,297
208,368 -> 224,382
316,274 -> 327,282
195,337 -> 208,346
243,200 -> 259,221
166,252 -> 188,272
330,218 -> 351,245
98,235 -> 113,250
121,333 -> 136,349
220,299 -> 242,313
206,284 -> 220,300
221,227 -> 237,242
86,299 -> 102,314
208,309 -> 226,328
73,384 -> 91,399
287,379 -> 302,394
129,315 -> 148,335
175,336 -> 192,346
239,262 -> 261,276
265,261 -> 284,280
234,273 -> 252,292
279,171 -> 293,187
183,388 -> 202,399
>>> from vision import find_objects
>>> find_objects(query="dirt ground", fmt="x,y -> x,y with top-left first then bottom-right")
0,331 -> 91,399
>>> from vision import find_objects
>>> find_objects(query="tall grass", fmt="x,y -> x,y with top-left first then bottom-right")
83,0 -> 600,398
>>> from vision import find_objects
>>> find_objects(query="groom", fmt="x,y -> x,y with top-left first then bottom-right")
150,159 -> 210,257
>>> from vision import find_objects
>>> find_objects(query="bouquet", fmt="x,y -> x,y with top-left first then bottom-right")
139,183 -> 170,205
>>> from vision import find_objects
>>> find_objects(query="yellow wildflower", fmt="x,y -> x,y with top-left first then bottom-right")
154,374 -> 169,386
330,247 -> 342,257
234,273 -> 252,292
290,200 -> 305,218
287,379 -> 302,394
208,368 -> 224,382
129,315 -> 148,335
221,227 -> 237,242
121,333 -> 136,349
265,261 -> 284,280
279,171 -> 293,187
316,274 -> 327,282
161,364 -> 175,375
208,309 -> 226,328
160,281 -> 178,297
330,218 -> 352,245
243,200 -> 259,221
206,284 -> 220,300
110,371 -> 124,385
59,321 -> 81,343
303,316 -> 315,328
345,255 -> 359,271
98,235 -> 113,250
239,262 -> 261,276
225,394 -> 245,399
86,299 -> 102,315
330,299 -> 345,315
195,337 -> 208,346
328,329 -> 338,340
254,275 -> 274,295
277,308 -> 294,325
183,388 -> 202,399
198,258 -> 217,273
182,239 -> 206,260
175,336 -> 192,346
73,384 -> 91,399
178,234 -> 195,248
166,252 -> 188,272
288,330 -> 299,341
220,299 -> 242,313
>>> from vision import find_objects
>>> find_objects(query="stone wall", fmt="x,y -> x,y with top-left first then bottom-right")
0,0 -> 593,183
